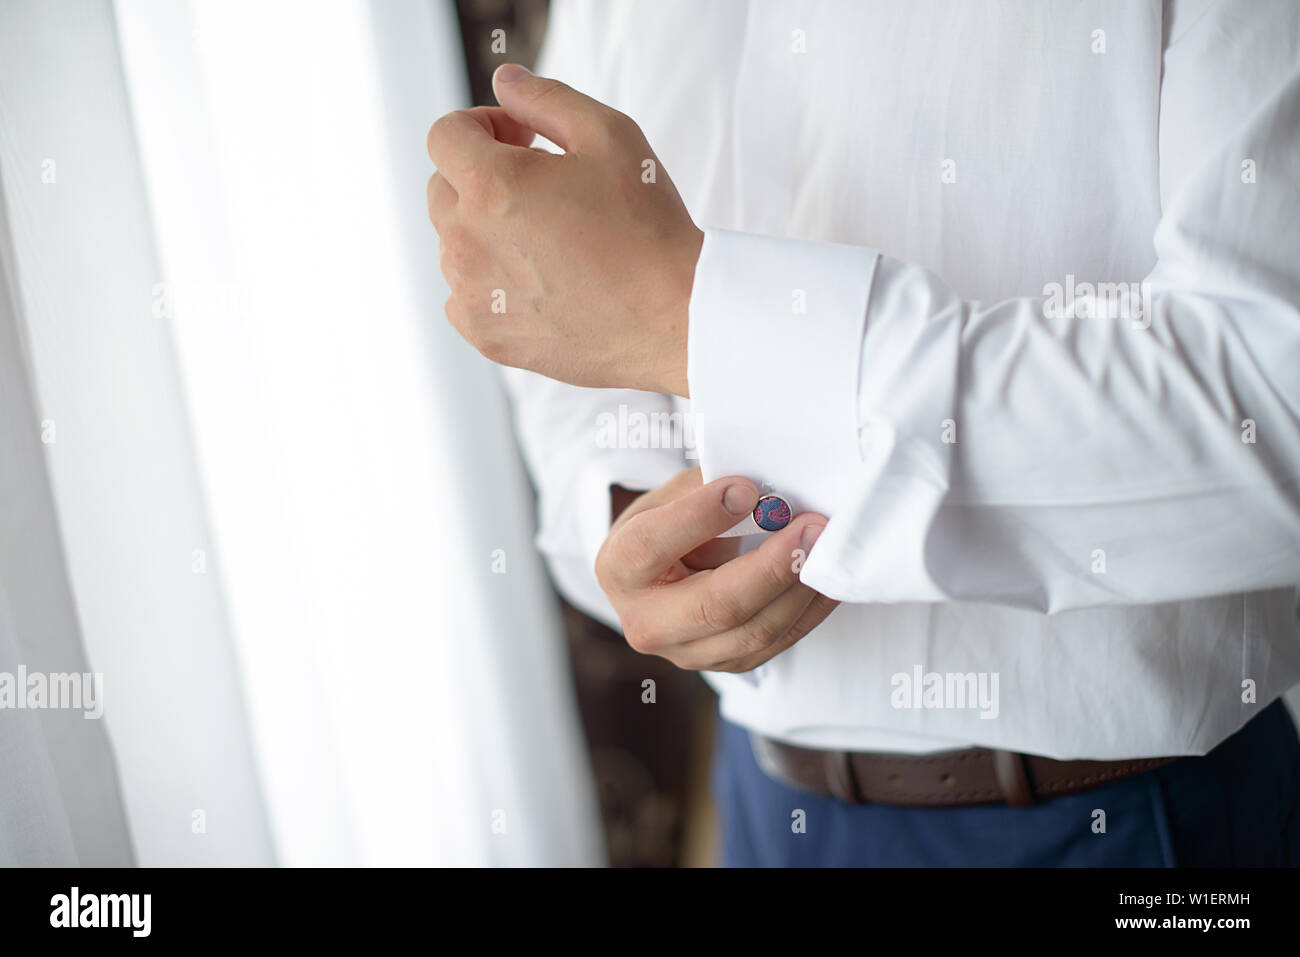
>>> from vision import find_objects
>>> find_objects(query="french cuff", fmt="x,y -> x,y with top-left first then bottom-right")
687,228 -> 878,530
793,254 -> 963,604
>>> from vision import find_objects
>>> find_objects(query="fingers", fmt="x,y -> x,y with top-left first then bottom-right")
426,171 -> 456,227
670,512 -> 826,641
612,466 -> 701,527
681,536 -> 742,571
714,593 -> 841,674
672,580 -> 818,670
597,476 -> 760,589
595,466 -> 836,674
621,524 -> 836,670
464,105 -> 538,149
611,469 -> 739,569
491,63 -> 630,153
427,110 -> 498,186
428,108 -> 539,192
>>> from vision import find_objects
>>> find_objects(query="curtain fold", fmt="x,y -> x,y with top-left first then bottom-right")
0,0 -> 274,866
0,170 -> 132,866
0,0 -> 607,866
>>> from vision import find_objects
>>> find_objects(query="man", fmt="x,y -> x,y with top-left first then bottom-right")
427,0 -> 1300,865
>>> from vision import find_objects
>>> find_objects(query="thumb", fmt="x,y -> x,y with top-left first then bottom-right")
614,467 -> 704,527
492,63 -> 618,151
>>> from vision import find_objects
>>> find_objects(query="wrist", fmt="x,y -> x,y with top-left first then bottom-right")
649,225 -> 702,397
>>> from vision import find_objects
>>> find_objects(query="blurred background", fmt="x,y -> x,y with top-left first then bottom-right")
0,0 -> 715,867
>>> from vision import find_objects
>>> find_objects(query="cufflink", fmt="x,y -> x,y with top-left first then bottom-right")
715,485 -> 793,538
753,494 -> 792,531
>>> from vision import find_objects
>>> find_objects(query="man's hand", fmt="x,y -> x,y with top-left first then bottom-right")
427,63 -> 703,397
595,468 -> 839,673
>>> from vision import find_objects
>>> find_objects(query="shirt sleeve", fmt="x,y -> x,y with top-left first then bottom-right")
499,367 -> 686,631
688,1 -> 1300,613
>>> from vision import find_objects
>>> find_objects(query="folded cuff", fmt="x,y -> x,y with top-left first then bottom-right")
687,228 -> 878,531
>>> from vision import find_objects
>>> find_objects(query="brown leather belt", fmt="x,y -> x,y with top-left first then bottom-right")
750,734 -> 1177,808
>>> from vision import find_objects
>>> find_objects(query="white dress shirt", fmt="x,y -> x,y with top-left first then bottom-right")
501,0 -> 1300,759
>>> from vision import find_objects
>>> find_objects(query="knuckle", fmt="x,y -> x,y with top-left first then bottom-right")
790,596 -> 838,640
437,219 -> 465,250
526,79 -> 565,109
444,296 -> 472,337
614,514 -> 662,579
734,619 -> 776,656
428,114 -> 459,160
609,109 -> 641,139
476,332 -> 509,364
594,544 -> 615,592
697,586 -> 745,633
623,628 -> 652,655
446,302 -> 487,354
456,312 -> 497,358
425,175 -> 440,221
783,619 -> 814,643
438,238 -> 468,281
445,298 -> 478,350
593,109 -> 638,149
712,659 -> 750,675
758,551 -> 795,592
620,609 -> 663,654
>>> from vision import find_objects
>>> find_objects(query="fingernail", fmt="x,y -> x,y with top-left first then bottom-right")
724,484 -> 759,516
800,524 -> 825,552
495,63 -> 531,84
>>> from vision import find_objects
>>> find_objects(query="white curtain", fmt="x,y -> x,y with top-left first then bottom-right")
0,181 -> 134,867
0,0 -> 602,866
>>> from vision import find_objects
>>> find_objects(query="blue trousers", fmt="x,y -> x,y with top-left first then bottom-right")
714,699 -> 1300,866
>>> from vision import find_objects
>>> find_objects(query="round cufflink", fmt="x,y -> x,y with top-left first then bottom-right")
753,494 -> 792,531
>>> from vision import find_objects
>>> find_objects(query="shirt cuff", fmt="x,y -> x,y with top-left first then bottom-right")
686,227 -> 878,532
800,253 -> 961,603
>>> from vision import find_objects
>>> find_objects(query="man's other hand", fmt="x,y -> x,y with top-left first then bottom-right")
427,63 -> 703,397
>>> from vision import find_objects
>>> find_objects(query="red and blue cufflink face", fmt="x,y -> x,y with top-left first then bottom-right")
753,494 -> 792,531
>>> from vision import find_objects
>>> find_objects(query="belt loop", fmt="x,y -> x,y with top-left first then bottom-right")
992,750 -> 1036,807
823,750 -> 862,804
